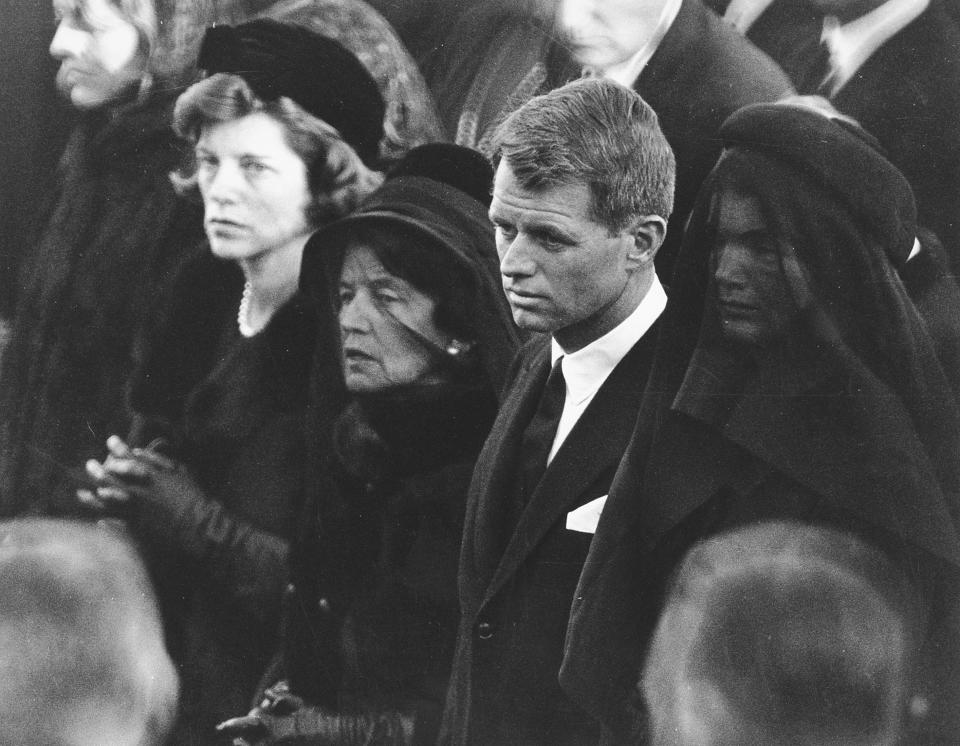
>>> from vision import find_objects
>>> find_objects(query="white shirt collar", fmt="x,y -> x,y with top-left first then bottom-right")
550,275 -> 667,405
723,0 -> 777,34
820,0 -> 927,95
591,0 -> 683,87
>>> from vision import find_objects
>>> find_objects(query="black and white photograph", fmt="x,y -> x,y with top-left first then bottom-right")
0,1 -> 958,743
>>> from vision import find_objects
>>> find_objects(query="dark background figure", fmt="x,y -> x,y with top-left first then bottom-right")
0,518 -> 179,746
441,79 -> 674,746
79,21 -> 386,741
0,0 -> 76,321
217,144 -> 518,745
561,102 -> 960,744
643,522 -> 921,746
717,0 -> 960,273
0,0 -> 217,518
427,0 -> 793,278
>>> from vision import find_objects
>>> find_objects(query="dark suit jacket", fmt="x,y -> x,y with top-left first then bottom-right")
441,323 -> 660,746
748,0 -> 960,271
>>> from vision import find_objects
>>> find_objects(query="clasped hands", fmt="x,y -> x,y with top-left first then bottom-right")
78,435 -> 175,511
77,435 -> 207,543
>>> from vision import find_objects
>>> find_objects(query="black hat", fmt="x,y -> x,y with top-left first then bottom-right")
720,102 -> 917,266
386,143 -> 495,207
198,19 -> 385,166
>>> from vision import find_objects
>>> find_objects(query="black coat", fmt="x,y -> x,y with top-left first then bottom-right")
285,386 -> 499,744
0,91 -> 203,515
441,327 -> 660,746
126,252 -> 315,743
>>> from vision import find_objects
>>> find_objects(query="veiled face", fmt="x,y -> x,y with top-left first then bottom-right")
50,0 -> 145,110
338,243 -> 448,393
712,189 -> 799,347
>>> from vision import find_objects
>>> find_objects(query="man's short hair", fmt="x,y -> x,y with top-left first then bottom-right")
643,521 -> 917,745
490,78 -> 676,232
0,519 -> 178,746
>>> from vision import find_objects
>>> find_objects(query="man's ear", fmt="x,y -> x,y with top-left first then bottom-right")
625,215 -> 667,268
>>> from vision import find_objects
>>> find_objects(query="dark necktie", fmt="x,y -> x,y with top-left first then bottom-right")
517,357 -> 566,507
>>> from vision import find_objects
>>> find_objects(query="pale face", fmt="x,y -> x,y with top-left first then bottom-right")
50,0 -> 145,110
712,189 -> 798,347
557,0 -> 669,70
196,112 -> 314,263
338,243 -> 448,393
490,161 -> 640,351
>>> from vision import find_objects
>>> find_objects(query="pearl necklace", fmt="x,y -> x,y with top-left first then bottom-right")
237,281 -> 259,338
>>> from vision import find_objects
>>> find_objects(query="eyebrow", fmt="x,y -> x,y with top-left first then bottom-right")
339,275 -> 407,292
490,209 -> 578,244
528,223 -> 577,244
194,144 -> 277,159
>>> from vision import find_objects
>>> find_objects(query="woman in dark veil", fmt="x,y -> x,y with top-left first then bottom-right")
560,102 -> 960,744
218,144 -> 518,745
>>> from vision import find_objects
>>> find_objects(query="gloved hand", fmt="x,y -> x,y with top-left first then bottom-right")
79,436 -> 289,622
78,434 -> 213,554
216,706 -> 414,745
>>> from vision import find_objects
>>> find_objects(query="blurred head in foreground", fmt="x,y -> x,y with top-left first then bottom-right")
642,522 -> 918,746
0,518 -> 178,746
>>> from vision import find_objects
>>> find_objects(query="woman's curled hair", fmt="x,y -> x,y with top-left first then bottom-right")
171,72 -> 383,227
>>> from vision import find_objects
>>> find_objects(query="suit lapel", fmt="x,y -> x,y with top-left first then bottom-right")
462,342 -> 552,611
481,331 -> 656,607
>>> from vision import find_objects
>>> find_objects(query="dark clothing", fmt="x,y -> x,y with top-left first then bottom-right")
286,386 -> 499,744
127,253 -> 313,742
561,107 -> 960,744
905,229 -> 960,402
441,327 -> 661,746
746,0 -> 960,271
280,169 -> 518,744
428,0 -> 793,275
0,91 -> 203,516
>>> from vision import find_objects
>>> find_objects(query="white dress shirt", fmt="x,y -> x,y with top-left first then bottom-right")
819,0 -> 928,95
547,276 -> 667,464
588,0 -> 683,87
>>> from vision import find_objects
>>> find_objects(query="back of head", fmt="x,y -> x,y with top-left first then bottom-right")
490,77 -> 675,231
0,519 -> 178,746
643,522 -> 916,746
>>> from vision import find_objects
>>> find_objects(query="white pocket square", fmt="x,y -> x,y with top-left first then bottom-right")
566,495 -> 608,534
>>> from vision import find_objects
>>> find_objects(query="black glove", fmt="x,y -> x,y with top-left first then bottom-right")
82,435 -> 289,622
216,707 -> 414,745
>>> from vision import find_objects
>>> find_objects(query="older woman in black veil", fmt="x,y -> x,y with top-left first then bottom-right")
560,102 -> 960,744
217,144 -> 518,745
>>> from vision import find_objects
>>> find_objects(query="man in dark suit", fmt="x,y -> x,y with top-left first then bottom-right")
440,78 -> 676,746
429,0 -> 792,277
732,0 -> 960,271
